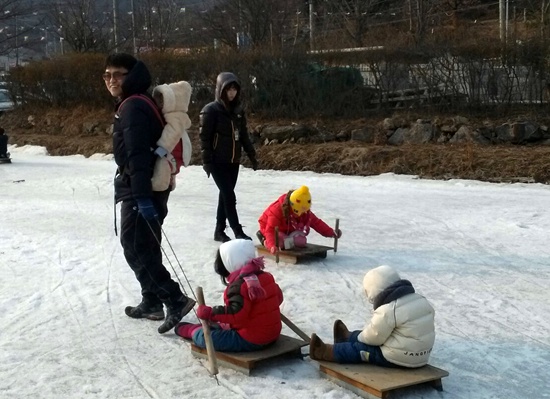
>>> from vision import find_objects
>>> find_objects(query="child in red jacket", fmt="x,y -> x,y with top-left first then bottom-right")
257,185 -> 342,254
175,239 -> 284,351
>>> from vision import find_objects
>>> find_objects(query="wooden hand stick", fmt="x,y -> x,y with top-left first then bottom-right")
281,313 -> 310,343
333,218 -> 340,253
274,226 -> 280,264
196,286 -> 218,376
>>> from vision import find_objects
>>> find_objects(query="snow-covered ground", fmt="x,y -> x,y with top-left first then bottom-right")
1,144 -> 550,399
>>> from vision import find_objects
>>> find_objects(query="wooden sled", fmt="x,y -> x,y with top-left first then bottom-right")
256,243 -> 334,264
0,157 -> 11,164
191,334 -> 308,375
316,361 -> 449,399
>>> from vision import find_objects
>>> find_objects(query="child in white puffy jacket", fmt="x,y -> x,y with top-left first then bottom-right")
150,81 -> 192,191
309,265 -> 435,368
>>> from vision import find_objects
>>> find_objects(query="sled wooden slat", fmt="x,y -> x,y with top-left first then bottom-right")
255,243 -> 334,264
316,362 -> 449,399
191,334 -> 308,375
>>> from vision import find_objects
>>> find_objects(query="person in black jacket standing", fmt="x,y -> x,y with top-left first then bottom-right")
106,53 -> 195,334
0,127 -> 10,162
199,72 -> 258,242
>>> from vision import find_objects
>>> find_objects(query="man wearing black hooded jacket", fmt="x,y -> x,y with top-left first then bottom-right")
105,53 -> 194,334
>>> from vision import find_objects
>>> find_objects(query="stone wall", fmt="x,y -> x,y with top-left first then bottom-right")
254,116 -> 550,147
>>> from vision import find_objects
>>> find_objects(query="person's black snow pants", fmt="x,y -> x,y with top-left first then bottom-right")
0,134 -> 8,156
211,163 -> 241,229
120,189 -> 183,306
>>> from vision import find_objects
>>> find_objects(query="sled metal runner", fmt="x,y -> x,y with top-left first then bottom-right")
191,334 -> 308,375
316,361 -> 449,399
255,243 -> 334,264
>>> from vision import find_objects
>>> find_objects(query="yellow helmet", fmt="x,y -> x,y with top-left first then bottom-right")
289,186 -> 311,216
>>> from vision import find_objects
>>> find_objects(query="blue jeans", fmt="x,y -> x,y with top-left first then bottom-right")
333,331 -> 395,367
193,327 -> 270,352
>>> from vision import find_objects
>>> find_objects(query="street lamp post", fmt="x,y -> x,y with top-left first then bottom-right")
15,15 -> 19,66
499,0 -> 509,43
131,0 -> 136,54
42,28 -> 48,57
309,0 -> 314,51
112,0 -> 119,50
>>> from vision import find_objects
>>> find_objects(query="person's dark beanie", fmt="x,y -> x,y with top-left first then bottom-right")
104,53 -> 137,71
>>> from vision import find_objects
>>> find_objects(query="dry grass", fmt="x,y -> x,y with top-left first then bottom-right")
255,142 -> 550,183
3,108 -> 550,184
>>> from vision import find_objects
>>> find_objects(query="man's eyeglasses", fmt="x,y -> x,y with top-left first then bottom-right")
102,72 -> 128,81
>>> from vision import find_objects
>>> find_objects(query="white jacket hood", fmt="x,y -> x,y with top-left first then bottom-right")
153,81 -> 192,114
219,239 -> 257,273
363,265 -> 400,303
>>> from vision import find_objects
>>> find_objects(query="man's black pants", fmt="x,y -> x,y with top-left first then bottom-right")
120,190 -> 182,306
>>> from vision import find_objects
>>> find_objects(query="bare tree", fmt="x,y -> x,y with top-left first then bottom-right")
321,0 -> 377,48
0,1 -> 37,58
436,0 -> 479,27
48,0 -> 113,53
132,0 -> 188,52
408,0 -> 437,45
195,0 -> 301,49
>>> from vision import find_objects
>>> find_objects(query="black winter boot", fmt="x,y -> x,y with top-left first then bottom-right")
214,230 -> 231,242
232,225 -> 252,241
125,300 -> 165,321
256,230 -> 266,246
158,296 -> 196,334
214,223 -> 231,242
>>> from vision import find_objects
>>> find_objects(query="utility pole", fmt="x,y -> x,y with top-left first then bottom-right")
44,29 -> 48,57
505,0 -> 509,42
239,0 -> 242,33
238,0 -> 243,47
542,0 -> 550,39
15,15 -> 19,66
408,0 -> 414,32
112,0 -> 119,51
309,0 -> 314,51
499,0 -> 505,42
131,0 -> 136,54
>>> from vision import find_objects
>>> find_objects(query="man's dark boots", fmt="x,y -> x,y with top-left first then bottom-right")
232,225 -> 252,240
125,299 -> 165,321
158,296 -> 196,334
214,223 -> 231,242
